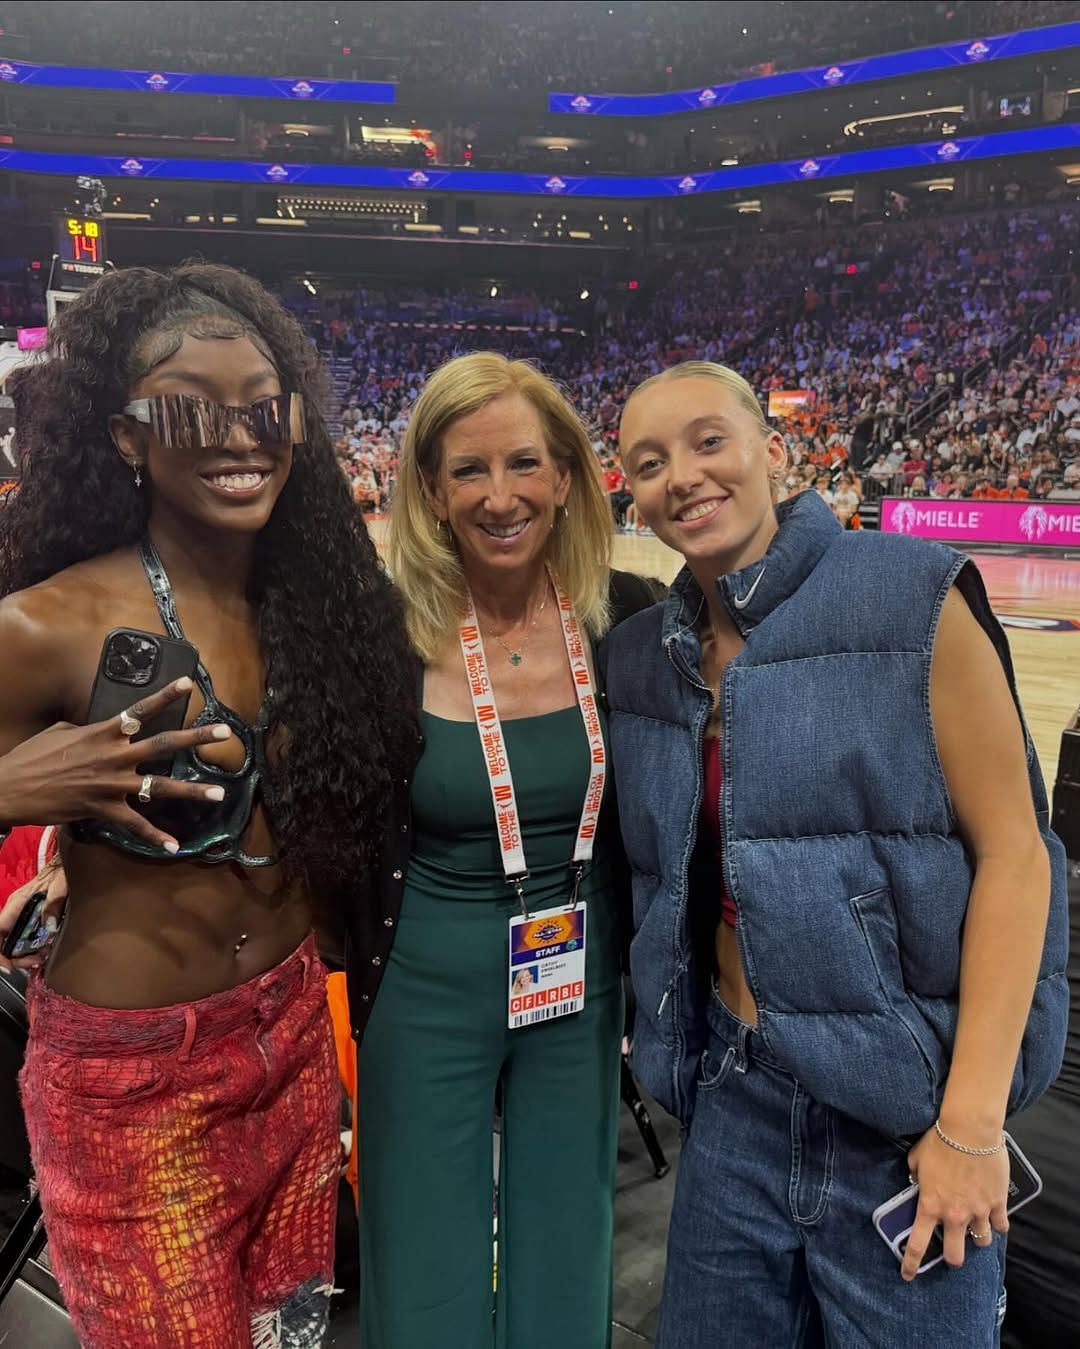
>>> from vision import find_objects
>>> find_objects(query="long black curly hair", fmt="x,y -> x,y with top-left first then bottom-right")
0,262 -> 418,902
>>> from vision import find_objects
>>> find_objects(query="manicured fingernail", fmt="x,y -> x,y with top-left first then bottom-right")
163,840 -> 180,855
175,677 -> 194,692
205,787 -> 225,802
211,725 -> 231,740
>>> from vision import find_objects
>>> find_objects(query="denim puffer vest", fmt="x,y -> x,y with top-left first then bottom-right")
601,490 -> 1069,1137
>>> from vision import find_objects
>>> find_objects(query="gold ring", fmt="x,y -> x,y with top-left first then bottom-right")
968,1228 -> 991,1241
137,775 -> 154,804
119,709 -> 141,737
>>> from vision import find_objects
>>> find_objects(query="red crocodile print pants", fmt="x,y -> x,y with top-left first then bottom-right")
19,934 -> 339,1348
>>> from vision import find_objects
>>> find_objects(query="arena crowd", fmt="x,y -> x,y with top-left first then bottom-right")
276,206 -> 1080,523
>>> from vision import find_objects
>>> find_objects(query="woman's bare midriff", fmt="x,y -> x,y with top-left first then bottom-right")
44,833 -> 312,1009
714,914 -> 758,1027
14,553 -> 315,1009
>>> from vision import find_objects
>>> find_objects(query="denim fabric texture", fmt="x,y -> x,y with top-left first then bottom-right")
656,991 -> 1008,1348
600,489 -> 1069,1136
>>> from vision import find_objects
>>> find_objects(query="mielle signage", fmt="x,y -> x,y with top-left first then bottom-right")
881,498 -> 1080,546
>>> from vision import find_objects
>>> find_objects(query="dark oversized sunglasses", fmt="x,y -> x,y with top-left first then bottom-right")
120,392 -> 306,450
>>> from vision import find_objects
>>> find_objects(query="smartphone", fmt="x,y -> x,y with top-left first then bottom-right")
85,629 -> 199,776
1,890 -> 53,961
872,1132 -> 1043,1275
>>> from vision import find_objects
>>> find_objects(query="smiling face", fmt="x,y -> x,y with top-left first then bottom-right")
109,332 -> 293,536
427,390 -> 570,585
620,376 -> 786,574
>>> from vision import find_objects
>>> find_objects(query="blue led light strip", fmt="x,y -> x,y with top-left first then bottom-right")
1,124 -> 1076,199
0,60 -> 394,104
549,21 -> 1080,117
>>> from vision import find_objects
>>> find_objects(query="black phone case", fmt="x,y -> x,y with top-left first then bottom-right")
86,629 -> 200,776
0,891 -> 48,960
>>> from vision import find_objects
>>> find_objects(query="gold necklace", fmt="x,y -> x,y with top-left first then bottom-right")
484,586 -> 550,667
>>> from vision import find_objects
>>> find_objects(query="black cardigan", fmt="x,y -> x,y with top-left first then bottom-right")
345,568 -> 659,1042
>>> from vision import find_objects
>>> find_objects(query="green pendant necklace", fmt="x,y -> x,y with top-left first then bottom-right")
490,587 -> 549,667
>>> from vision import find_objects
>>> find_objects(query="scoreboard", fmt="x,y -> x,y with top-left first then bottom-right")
48,215 -> 109,313
54,215 -> 108,269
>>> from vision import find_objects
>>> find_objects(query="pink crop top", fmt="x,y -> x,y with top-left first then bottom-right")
700,736 -> 738,929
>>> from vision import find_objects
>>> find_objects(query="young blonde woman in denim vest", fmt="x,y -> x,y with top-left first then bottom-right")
601,361 -> 1067,1349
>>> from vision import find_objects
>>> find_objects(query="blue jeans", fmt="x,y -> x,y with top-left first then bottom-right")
656,991 -> 1007,1348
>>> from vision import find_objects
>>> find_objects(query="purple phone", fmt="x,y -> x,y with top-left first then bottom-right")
872,1132 -> 1043,1274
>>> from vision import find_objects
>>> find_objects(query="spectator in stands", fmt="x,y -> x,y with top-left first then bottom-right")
866,452 -> 893,485
831,472 -> 861,525
903,444 -> 929,486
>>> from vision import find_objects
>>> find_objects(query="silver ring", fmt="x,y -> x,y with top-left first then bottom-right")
119,709 -> 141,737
137,774 -> 154,804
968,1227 -> 991,1241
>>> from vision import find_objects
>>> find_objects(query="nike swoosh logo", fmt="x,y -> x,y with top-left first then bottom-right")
732,564 -> 767,610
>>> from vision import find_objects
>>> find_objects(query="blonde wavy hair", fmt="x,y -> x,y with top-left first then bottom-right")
389,352 -> 613,662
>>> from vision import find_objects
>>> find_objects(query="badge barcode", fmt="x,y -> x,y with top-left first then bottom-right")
512,1000 -> 579,1027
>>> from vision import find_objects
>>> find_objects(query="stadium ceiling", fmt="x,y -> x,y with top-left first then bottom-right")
549,21 -> 1080,118
2,124 -> 1077,200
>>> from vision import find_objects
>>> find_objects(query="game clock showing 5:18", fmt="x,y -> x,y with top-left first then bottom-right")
54,215 -> 108,267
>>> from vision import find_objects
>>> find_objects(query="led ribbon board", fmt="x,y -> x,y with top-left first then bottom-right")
549,21 -> 1080,117
0,61 -> 394,104
1,124 -> 1077,198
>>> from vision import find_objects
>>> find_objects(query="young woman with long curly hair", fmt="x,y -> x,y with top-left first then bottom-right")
0,262 -> 417,1348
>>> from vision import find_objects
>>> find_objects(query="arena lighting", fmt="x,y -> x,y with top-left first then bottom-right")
302,278 -> 317,295
6,123 -> 1080,198
255,217 -> 306,226
579,289 -> 590,299
0,60 -> 395,105
843,106 -> 964,137
627,280 -> 639,289
549,20 -> 1080,117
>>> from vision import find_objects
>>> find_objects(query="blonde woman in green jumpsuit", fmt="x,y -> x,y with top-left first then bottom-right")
358,353 -> 653,1348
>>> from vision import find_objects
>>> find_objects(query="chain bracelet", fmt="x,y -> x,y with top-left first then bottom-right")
933,1119 -> 1006,1157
